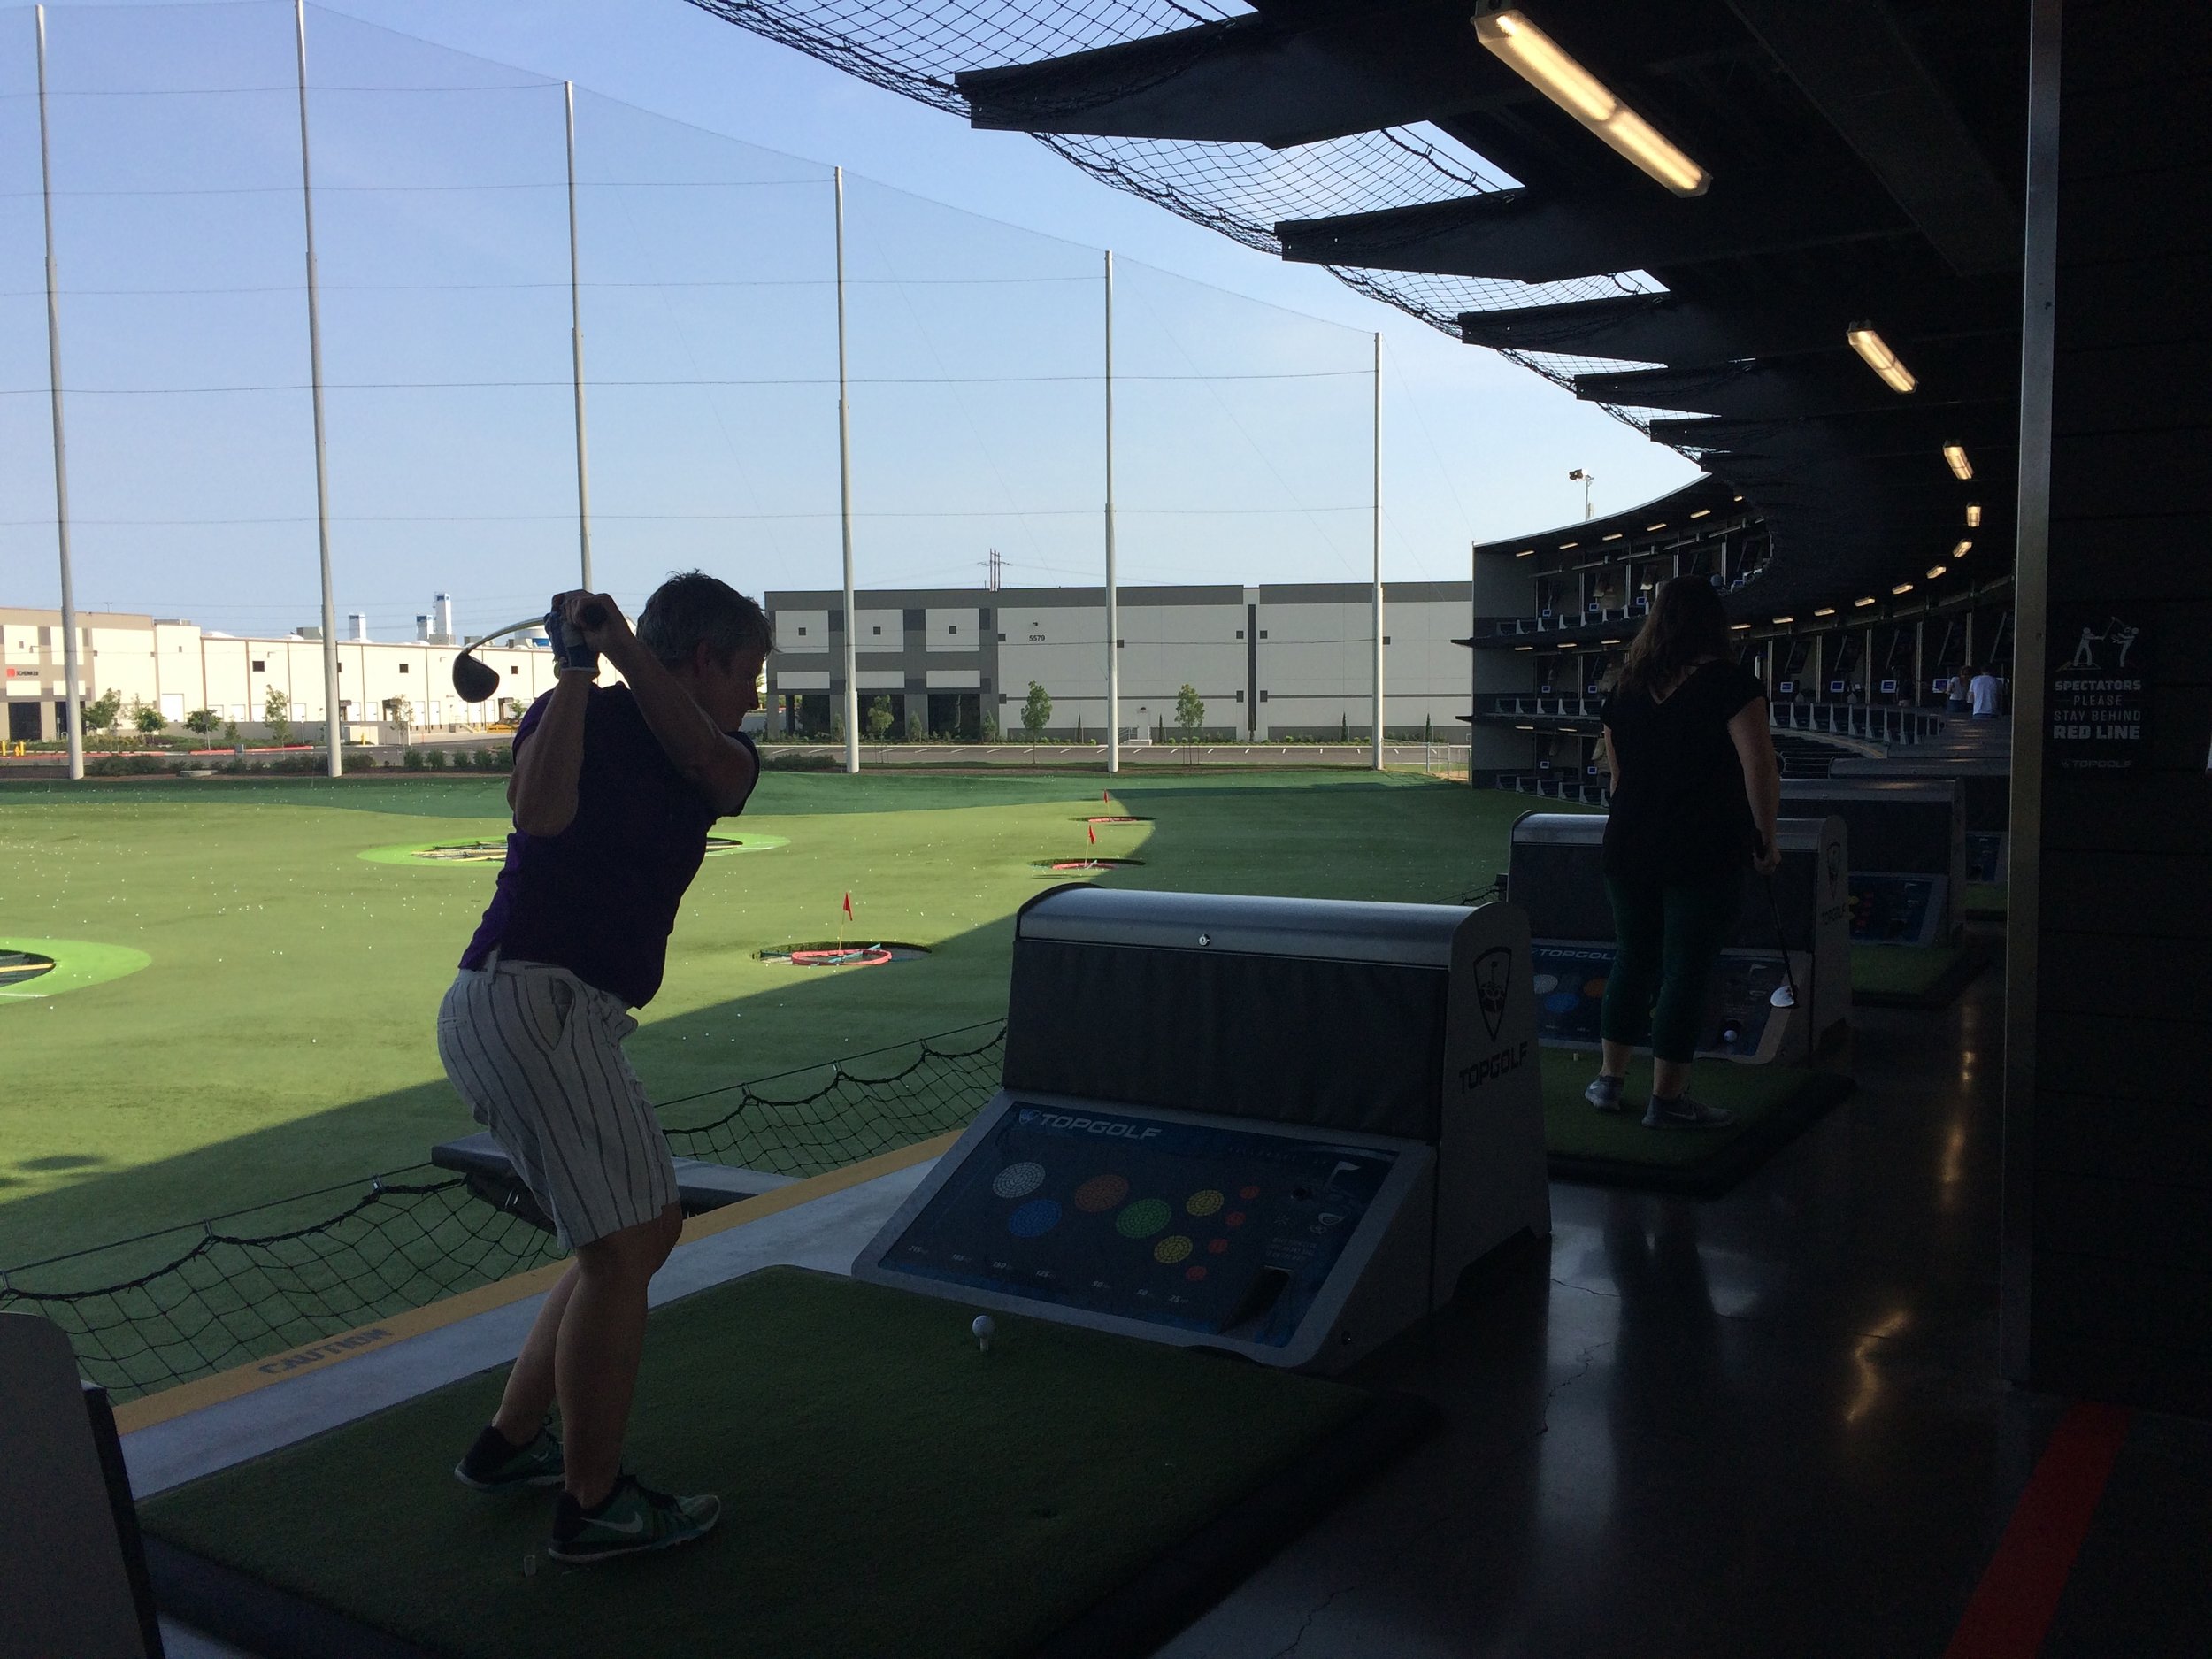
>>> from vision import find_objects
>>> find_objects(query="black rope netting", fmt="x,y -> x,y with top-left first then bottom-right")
685,0 -> 1669,423
0,1023 -> 1005,1403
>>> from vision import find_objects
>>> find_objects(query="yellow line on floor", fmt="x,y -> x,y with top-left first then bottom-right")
113,1133 -> 956,1436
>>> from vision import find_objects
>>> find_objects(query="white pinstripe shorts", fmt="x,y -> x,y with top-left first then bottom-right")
435,954 -> 680,1250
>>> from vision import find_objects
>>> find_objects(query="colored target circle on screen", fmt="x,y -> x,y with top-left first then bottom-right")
1116,1198 -> 1172,1239
1207,1237 -> 1229,1255
1544,991 -> 1582,1014
1072,1173 -> 1129,1213
1532,972 -> 1559,995
1185,1189 -> 1224,1217
1007,1199 -> 1063,1238
1153,1235 -> 1193,1264
1185,1265 -> 1207,1281
992,1162 -> 1047,1200
1583,978 -> 1609,997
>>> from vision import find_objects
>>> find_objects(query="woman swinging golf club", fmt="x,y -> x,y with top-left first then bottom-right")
1585,576 -> 1781,1128
436,573 -> 767,1563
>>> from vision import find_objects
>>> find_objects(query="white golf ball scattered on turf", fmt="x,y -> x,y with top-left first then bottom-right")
972,1314 -> 995,1352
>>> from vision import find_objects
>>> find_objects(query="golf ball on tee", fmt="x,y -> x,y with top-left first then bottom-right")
972,1315 -> 995,1351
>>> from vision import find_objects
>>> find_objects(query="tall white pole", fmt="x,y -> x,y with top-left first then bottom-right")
564,82 -> 593,591
1104,250 -> 1119,772
35,8 -> 82,780
834,167 -> 859,774
1371,331 -> 1384,771
294,1 -> 341,779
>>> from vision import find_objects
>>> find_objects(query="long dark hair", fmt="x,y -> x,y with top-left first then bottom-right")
1610,576 -> 1733,696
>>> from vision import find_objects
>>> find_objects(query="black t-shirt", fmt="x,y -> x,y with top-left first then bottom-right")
1600,658 -> 1763,884
460,686 -> 757,1007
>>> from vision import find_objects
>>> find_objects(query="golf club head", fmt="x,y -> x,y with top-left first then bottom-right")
451,653 -> 501,703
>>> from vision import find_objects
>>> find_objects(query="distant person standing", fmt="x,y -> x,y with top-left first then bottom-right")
1970,668 -> 2003,718
1587,577 -> 1781,1129
1944,672 -> 1970,716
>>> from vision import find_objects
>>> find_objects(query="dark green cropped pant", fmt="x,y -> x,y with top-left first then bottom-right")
1601,873 -> 1742,1064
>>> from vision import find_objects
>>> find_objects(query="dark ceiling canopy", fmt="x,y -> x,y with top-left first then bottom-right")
690,0 -> 2030,621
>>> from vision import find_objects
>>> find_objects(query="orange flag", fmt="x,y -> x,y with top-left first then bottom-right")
1087,824 -> 1097,846
842,891 -> 853,918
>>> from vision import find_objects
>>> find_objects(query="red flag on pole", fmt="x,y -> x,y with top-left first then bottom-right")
842,891 -> 853,918
1087,824 -> 1097,845
1102,789 -> 1110,804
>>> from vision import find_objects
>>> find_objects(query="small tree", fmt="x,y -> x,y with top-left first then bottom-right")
132,700 -> 166,738
80,688 -> 122,744
905,707 -> 926,742
980,711 -> 1001,741
864,695 -> 894,741
263,686 -> 293,747
1020,681 -> 1052,741
1174,683 -> 1206,742
383,695 -> 413,728
184,708 -> 220,743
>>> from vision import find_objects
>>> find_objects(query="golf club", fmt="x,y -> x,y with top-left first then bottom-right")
1760,866 -> 1802,1011
450,603 -> 606,702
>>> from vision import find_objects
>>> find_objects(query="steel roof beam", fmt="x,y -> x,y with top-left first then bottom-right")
1278,170 -> 1905,283
1724,0 -> 2020,276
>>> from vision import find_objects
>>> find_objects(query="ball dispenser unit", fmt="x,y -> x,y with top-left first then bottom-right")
852,887 -> 1549,1374
1507,812 -> 1851,1064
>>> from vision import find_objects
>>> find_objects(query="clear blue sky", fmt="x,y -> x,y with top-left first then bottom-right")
1,0 -> 1695,639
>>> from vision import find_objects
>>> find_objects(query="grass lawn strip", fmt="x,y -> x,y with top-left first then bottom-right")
0,773 -> 1553,1266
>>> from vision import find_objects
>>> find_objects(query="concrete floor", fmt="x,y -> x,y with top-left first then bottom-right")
146,937 -> 2212,1656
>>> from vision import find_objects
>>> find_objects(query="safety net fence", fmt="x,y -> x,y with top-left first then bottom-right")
0,1023 -> 1005,1403
683,0 -> 1670,411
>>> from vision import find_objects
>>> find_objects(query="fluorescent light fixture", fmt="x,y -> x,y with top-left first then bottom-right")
1925,566 -> 1947,580
1846,324 -> 1916,393
1965,503 -> 1982,528
1516,723 -> 1536,730
1647,522 -> 1667,531
1732,494 -> 1744,502
1814,606 -> 1837,617
1514,645 -> 1534,651
1601,638 -> 1621,645
1559,541 -> 1579,549
1730,623 -> 1751,631
1516,548 -> 1535,557
1943,443 -> 1973,480
1855,597 -> 1877,608
1772,616 -> 1794,625
1472,8 -> 1709,196
1602,533 -> 1624,541
1892,583 -> 1914,595
1689,508 -> 1712,518
1953,539 -> 1972,559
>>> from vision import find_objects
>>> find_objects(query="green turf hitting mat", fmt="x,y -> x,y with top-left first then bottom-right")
1541,1049 -> 1853,1197
1849,944 -> 1988,1009
140,1267 -> 1430,1659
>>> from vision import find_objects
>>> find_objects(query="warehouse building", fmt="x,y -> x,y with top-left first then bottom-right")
764,581 -> 1473,741
0,605 -> 561,743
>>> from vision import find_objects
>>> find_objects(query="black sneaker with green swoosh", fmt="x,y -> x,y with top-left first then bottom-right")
549,1474 -> 721,1564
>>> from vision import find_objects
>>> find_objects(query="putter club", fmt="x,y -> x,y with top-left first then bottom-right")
1761,867 -> 1802,1010
450,603 -> 607,702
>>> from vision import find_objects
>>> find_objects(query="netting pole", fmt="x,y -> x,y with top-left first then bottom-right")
293,0 -> 342,780
835,167 -> 860,774
565,82 -> 594,593
35,7 -> 81,781
1104,249 -> 1119,774
1371,331 -> 1385,772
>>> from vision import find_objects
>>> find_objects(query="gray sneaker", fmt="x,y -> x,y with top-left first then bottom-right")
549,1475 -> 720,1565
1641,1094 -> 1734,1130
1585,1074 -> 1626,1114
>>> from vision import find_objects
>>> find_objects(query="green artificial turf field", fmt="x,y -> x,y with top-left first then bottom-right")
0,770 -> 1553,1270
140,1268 -> 1386,1659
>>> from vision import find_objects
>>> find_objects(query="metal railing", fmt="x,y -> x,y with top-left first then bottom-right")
1480,695 -> 1603,719
1488,772 -> 1609,805
1770,702 -> 1947,746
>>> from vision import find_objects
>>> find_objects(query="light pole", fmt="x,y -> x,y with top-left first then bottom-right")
1568,467 -> 1596,521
